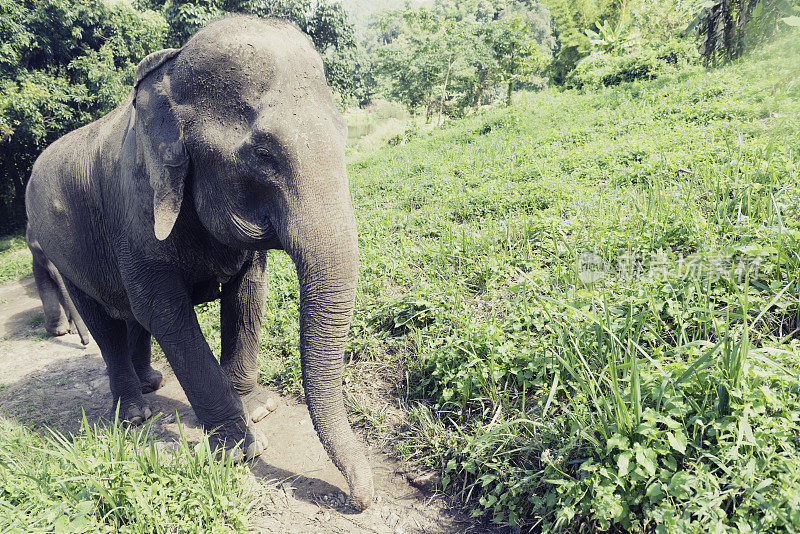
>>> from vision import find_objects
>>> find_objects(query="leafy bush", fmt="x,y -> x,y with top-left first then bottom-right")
387,122 -> 421,146
567,49 -> 664,89
566,36 -> 701,89
654,39 -> 700,67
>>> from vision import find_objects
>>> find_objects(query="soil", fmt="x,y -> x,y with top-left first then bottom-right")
0,277 -> 502,534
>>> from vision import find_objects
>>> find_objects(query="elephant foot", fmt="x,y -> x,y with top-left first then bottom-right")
112,396 -> 152,426
45,318 -> 70,336
207,416 -> 268,461
240,386 -> 279,423
137,367 -> 164,394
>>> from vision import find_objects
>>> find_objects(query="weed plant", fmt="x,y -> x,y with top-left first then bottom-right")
0,235 -> 31,284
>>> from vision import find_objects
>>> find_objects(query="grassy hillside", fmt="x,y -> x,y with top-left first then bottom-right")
1,33 -> 799,532
339,34 -> 800,530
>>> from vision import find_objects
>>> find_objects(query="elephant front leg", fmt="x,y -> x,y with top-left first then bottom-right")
129,275 -> 266,459
220,252 -> 275,424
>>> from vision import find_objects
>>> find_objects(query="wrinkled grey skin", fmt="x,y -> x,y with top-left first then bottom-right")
26,224 -> 91,346
25,16 -> 373,510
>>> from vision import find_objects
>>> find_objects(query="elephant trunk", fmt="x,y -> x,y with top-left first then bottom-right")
286,217 -> 373,510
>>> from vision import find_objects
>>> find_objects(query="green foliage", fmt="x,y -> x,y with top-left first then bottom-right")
567,49 -> 662,88
567,34 -> 699,89
372,1 -> 553,118
0,233 -> 31,284
541,0 -> 612,82
629,0 -> 699,42
338,0 -> 407,33
338,35 -> 800,530
583,18 -> 640,55
0,415 -> 255,532
689,0 -> 800,65
375,8 -> 479,119
0,0 -> 168,233
485,15 -> 550,104
162,0 -> 225,44
543,0 -> 700,83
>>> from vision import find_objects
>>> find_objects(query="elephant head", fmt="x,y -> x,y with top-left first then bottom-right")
121,17 -> 373,509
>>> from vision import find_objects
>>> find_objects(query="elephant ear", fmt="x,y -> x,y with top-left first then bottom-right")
121,48 -> 188,241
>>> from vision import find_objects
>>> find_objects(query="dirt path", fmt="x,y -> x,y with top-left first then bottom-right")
0,278 -> 497,533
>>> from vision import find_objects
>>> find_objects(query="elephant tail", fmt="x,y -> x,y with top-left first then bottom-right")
51,267 -> 91,346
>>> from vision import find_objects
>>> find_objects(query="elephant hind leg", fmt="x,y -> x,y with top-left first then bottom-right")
127,320 -> 164,393
27,227 -> 91,345
31,258 -> 70,336
63,280 -> 152,425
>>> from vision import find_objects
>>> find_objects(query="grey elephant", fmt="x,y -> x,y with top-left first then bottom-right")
24,16 -> 373,509
26,224 -> 91,346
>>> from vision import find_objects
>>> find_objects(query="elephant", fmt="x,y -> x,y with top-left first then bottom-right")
24,16 -> 373,509
26,224 -> 91,346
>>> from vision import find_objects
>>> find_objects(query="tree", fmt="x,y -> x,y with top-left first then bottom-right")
367,1 -> 553,115
688,0 -> 798,65
485,15 -> 549,105
0,0 -> 168,233
375,8 -> 482,122
541,0 -> 625,83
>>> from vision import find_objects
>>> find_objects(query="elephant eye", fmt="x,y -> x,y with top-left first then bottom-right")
253,146 -> 271,158
253,146 -> 279,174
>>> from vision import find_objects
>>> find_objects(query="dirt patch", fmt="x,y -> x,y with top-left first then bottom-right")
0,278 -> 501,533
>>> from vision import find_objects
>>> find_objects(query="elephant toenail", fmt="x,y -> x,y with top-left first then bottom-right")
250,406 -> 269,423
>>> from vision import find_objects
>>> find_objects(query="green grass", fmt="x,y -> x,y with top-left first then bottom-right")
304,35 -> 800,530
0,234 -> 31,284
0,414 -> 258,533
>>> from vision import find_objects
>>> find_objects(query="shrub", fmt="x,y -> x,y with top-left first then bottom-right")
567,50 -> 664,89
654,39 -> 700,67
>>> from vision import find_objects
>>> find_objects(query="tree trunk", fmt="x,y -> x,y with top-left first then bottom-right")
438,54 -> 453,127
